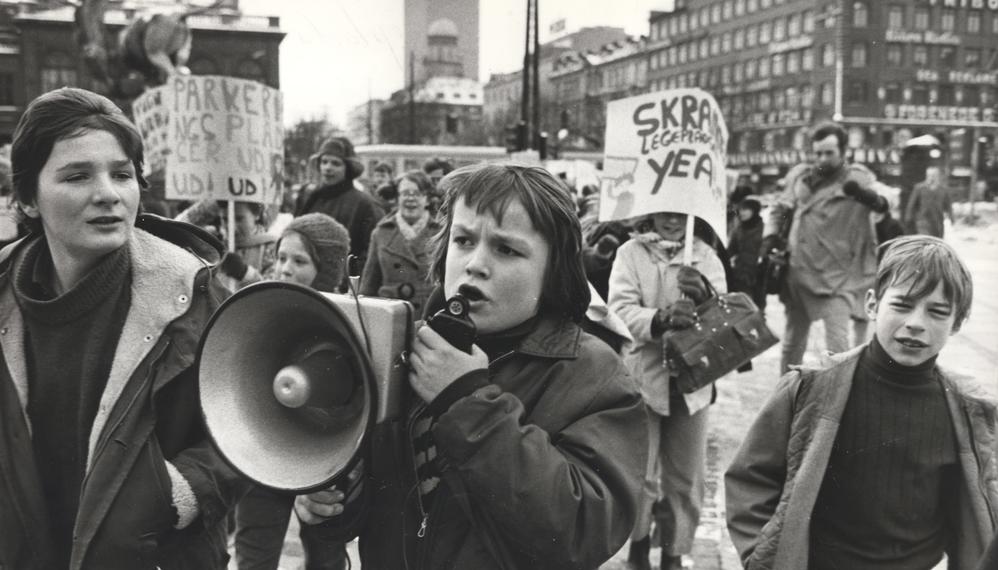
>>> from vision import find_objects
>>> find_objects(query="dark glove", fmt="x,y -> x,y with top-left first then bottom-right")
594,234 -> 620,257
677,266 -> 709,305
843,180 -> 888,213
760,234 -> 786,258
220,252 -> 249,280
651,298 -> 697,336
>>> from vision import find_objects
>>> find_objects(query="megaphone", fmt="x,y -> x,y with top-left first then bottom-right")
197,281 -> 412,493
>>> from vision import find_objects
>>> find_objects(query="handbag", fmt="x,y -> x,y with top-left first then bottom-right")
663,284 -> 779,394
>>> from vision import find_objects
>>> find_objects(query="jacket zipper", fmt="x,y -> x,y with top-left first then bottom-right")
406,400 -> 430,538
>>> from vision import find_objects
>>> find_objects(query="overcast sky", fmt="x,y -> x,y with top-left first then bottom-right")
239,0 -> 672,127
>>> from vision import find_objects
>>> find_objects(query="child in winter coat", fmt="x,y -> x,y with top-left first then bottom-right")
295,162 -> 648,570
725,235 -> 998,570
727,195 -> 766,311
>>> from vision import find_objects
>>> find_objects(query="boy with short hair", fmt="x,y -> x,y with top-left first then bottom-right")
725,235 -> 998,570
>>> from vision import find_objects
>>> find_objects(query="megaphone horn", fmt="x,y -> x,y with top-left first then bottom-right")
197,282 -> 411,493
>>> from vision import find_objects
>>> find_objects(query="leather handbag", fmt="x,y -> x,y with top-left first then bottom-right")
663,287 -> 779,394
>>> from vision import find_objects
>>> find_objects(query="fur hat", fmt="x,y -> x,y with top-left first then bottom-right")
281,213 -> 351,292
312,136 -> 364,180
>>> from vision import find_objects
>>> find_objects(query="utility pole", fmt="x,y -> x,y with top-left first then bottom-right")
520,0 -> 532,146
409,50 -> 416,145
531,0 -> 541,151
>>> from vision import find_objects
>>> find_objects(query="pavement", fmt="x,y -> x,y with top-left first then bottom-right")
231,203 -> 998,570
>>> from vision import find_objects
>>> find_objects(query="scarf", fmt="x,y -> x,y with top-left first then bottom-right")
396,210 -> 429,242
628,230 -> 684,265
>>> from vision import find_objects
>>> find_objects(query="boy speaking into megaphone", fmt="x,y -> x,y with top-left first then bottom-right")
295,163 -> 648,569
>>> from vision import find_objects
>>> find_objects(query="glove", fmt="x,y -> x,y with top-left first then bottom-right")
843,180 -> 888,213
220,252 -> 249,280
651,298 -> 697,336
760,234 -> 786,259
677,266 -> 709,305
594,234 -> 620,257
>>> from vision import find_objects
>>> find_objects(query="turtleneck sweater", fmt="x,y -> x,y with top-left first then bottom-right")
13,239 -> 132,564
810,337 -> 957,570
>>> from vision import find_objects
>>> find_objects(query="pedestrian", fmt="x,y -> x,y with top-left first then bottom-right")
297,137 -> 385,284
727,194 -> 766,311
175,199 -> 277,290
422,156 -> 454,214
370,161 -> 394,191
233,212 -> 352,570
725,235 -> 998,570
0,87 -> 248,567
905,166 -> 954,238
763,121 -> 890,374
608,211 -> 728,570
296,162 -> 647,569
360,170 -> 442,317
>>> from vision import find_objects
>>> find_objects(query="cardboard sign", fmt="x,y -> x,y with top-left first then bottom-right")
166,75 -> 284,205
132,85 -> 170,176
599,88 -> 729,242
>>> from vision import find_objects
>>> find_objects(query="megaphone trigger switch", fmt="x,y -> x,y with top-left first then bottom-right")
427,294 -> 477,354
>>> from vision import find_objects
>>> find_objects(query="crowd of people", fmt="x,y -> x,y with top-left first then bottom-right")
0,86 -> 994,570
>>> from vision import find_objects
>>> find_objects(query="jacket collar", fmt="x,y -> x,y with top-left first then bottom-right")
0,223 -> 213,471
514,315 -> 582,360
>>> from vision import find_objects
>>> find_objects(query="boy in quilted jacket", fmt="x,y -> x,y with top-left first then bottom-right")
725,235 -> 998,570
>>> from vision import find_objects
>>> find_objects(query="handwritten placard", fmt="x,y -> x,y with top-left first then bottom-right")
166,75 -> 284,205
599,88 -> 728,242
131,85 -> 170,176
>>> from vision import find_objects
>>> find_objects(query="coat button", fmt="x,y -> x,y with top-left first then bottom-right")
178,294 -> 189,304
144,334 -> 154,342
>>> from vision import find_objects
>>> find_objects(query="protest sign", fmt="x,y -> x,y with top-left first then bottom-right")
166,75 -> 284,205
599,88 -> 728,242
132,85 -> 170,176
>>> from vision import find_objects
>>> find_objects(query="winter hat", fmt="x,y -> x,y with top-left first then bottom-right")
311,136 -> 364,180
281,213 -> 351,292
738,195 -> 762,215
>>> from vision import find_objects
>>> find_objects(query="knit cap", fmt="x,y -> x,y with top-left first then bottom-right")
311,136 -> 364,180
281,213 -> 351,292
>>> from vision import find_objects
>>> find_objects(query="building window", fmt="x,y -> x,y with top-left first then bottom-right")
734,61 -> 744,82
734,28 -> 745,49
761,0 -> 771,8
759,21 -> 771,43
773,18 -> 786,41
736,0 -> 746,16
913,85 -> 929,104
722,32 -> 732,53
723,0 -> 734,20
821,83 -> 834,105
939,46 -> 956,67
966,48 -> 982,69
774,90 -> 786,109
722,65 -> 732,83
788,13 -> 801,36
669,17 -> 678,36
747,25 -> 758,46
822,43 -> 835,67
941,9 -> 956,31
772,53 -> 785,76
787,50 -> 800,73
886,45 -> 903,66
712,4 -> 722,24
745,59 -> 758,79
679,44 -> 688,64
759,91 -> 771,110
964,85 -> 979,105
0,73 -> 13,106
851,43 -> 867,67
688,10 -> 699,31
711,36 -> 721,55
914,7 -> 929,30
885,82 -> 901,103
847,80 -> 868,103
680,12 -> 690,33
853,2 -> 868,27
913,45 -> 929,66
803,10 -> 815,32
748,0 -> 758,13
887,5 -> 904,28
759,56 -> 771,77
968,12 -> 981,34
802,85 -> 814,106
938,84 -> 954,105
803,48 -> 815,70
700,38 -> 710,59
41,51 -> 78,92
993,13 -> 998,34
700,7 -> 710,27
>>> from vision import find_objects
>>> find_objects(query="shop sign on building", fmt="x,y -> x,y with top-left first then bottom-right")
928,0 -> 998,11
884,103 -> 997,123
916,69 -> 998,84
767,36 -> 812,54
885,29 -> 960,45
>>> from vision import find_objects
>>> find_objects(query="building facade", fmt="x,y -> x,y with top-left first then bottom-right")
404,0 -> 479,83
0,0 -> 283,143
346,98 -> 386,145
380,76 -> 485,145
646,0 -> 998,190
